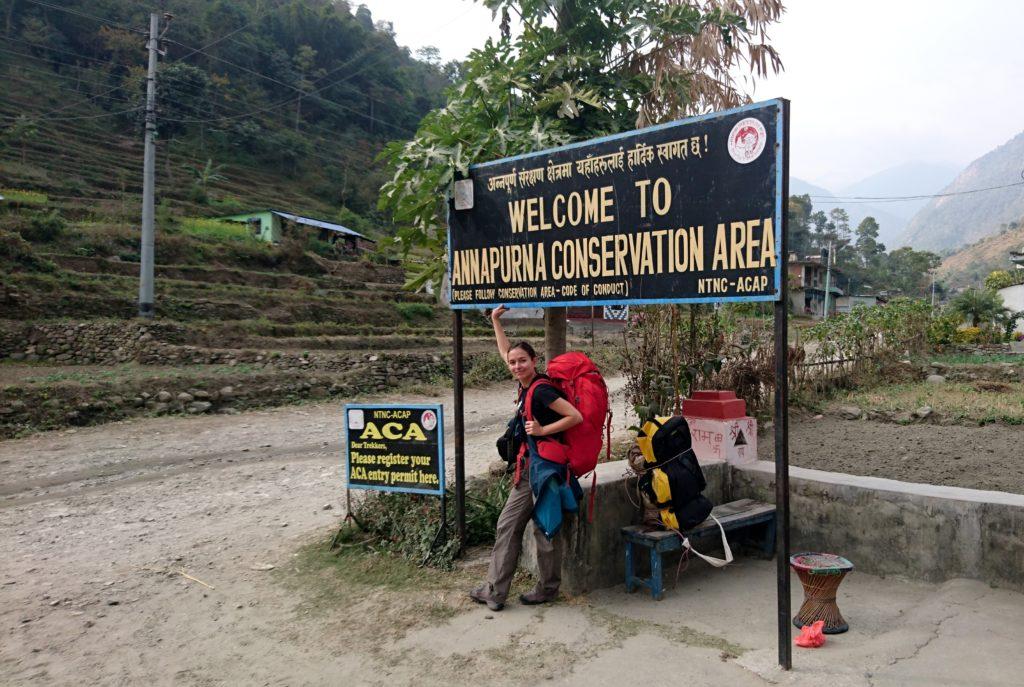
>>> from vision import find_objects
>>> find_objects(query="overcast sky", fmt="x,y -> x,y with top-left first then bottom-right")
359,0 -> 1024,191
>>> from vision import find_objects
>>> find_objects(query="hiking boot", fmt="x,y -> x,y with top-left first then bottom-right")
469,585 -> 504,612
519,589 -> 558,605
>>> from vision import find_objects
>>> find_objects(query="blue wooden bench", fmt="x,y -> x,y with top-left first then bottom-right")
622,498 -> 777,600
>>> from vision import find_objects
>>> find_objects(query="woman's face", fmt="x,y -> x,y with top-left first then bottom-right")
506,347 -> 536,383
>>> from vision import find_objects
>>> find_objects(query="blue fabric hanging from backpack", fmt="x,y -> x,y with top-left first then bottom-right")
526,435 -> 582,539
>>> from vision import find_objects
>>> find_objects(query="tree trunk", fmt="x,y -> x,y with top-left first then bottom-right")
542,3 -> 577,364
544,307 -> 567,362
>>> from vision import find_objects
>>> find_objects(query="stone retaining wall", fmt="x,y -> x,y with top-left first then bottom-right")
0,321 -> 456,387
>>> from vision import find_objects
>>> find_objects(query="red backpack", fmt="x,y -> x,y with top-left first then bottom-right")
523,351 -> 611,479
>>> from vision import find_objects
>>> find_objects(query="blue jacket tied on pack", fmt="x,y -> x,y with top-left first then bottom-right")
527,435 -> 582,539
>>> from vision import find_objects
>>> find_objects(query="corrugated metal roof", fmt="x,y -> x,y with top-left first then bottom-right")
270,210 -> 373,241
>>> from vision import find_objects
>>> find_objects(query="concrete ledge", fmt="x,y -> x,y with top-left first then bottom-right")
732,461 -> 1024,591
522,457 -> 728,594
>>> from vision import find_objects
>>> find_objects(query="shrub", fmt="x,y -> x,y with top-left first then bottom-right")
0,228 -> 55,271
395,302 -> 435,322
927,312 -> 961,347
465,352 -> 512,387
953,326 -> 982,344
350,474 -> 511,569
19,210 -> 66,242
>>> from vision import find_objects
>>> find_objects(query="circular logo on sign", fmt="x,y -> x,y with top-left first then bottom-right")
727,117 -> 767,164
420,410 -> 437,432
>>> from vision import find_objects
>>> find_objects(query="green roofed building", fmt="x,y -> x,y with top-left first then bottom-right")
217,209 -> 374,253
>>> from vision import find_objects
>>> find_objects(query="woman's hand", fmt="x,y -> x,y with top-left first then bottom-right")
524,420 -> 546,436
490,304 -> 508,322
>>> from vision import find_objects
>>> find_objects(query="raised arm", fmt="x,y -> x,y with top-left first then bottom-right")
490,305 -> 510,359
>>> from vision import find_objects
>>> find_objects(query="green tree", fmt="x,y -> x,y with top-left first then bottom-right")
185,159 -> 228,204
378,0 -> 784,308
379,0 -> 783,359
292,44 -> 325,131
2,114 -> 38,164
854,216 -> 883,266
950,287 -> 1006,327
787,194 -> 813,258
882,246 -> 941,297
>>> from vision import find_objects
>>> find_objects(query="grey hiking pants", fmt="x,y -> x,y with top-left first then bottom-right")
484,475 -> 562,603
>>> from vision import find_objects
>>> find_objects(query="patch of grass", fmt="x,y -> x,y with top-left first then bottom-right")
836,381 -> 1024,425
278,528 -> 480,640
587,607 -> 748,656
21,363 -> 261,385
178,217 -> 257,243
395,301 -> 436,322
0,188 -> 48,206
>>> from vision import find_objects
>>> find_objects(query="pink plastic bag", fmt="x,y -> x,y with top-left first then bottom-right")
794,620 -> 826,648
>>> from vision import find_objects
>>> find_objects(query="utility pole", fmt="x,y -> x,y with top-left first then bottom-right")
930,271 -> 936,308
138,12 -> 167,318
822,241 -> 833,320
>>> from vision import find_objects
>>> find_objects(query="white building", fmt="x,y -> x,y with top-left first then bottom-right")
998,247 -> 1024,335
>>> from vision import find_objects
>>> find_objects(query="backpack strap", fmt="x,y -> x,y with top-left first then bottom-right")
521,376 -> 556,422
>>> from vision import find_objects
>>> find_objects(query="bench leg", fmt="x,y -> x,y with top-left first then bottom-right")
624,541 -> 636,593
762,517 -> 777,558
649,546 -> 664,600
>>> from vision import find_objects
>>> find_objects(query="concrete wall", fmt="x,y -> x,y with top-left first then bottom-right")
522,457 -> 1024,595
998,283 -> 1024,334
732,461 -> 1024,592
521,458 -> 728,594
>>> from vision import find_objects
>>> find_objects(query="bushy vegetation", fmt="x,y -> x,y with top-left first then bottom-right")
22,209 -> 66,242
395,302 -> 435,323
805,298 -> 933,361
345,475 -> 511,569
622,305 -> 777,421
177,217 -> 256,243
0,188 -> 48,206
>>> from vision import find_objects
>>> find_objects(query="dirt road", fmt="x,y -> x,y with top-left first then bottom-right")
0,378 -> 632,685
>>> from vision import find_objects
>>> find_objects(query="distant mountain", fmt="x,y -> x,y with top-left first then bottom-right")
789,177 -> 908,249
838,162 -> 959,247
840,162 -> 959,221
898,132 -> 1024,252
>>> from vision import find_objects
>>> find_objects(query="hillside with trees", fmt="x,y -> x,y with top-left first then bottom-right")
0,0 -> 451,224
937,220 -> 1024,289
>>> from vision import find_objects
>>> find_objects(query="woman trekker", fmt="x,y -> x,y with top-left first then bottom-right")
469,305 -> 583,612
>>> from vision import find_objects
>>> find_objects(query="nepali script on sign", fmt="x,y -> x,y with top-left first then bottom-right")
448,100 -> 785,308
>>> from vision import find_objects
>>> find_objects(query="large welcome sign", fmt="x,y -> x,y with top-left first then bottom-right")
448,100 -> 784,308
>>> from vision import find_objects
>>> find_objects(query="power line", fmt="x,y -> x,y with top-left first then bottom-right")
0,34 -> 130,68
4,1 -> 287,123
158,43 -> 417,135
23,0 -> 146,34
809,180 -> 1024,204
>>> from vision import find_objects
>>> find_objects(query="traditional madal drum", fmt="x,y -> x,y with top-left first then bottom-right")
789,552 -> 854,634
